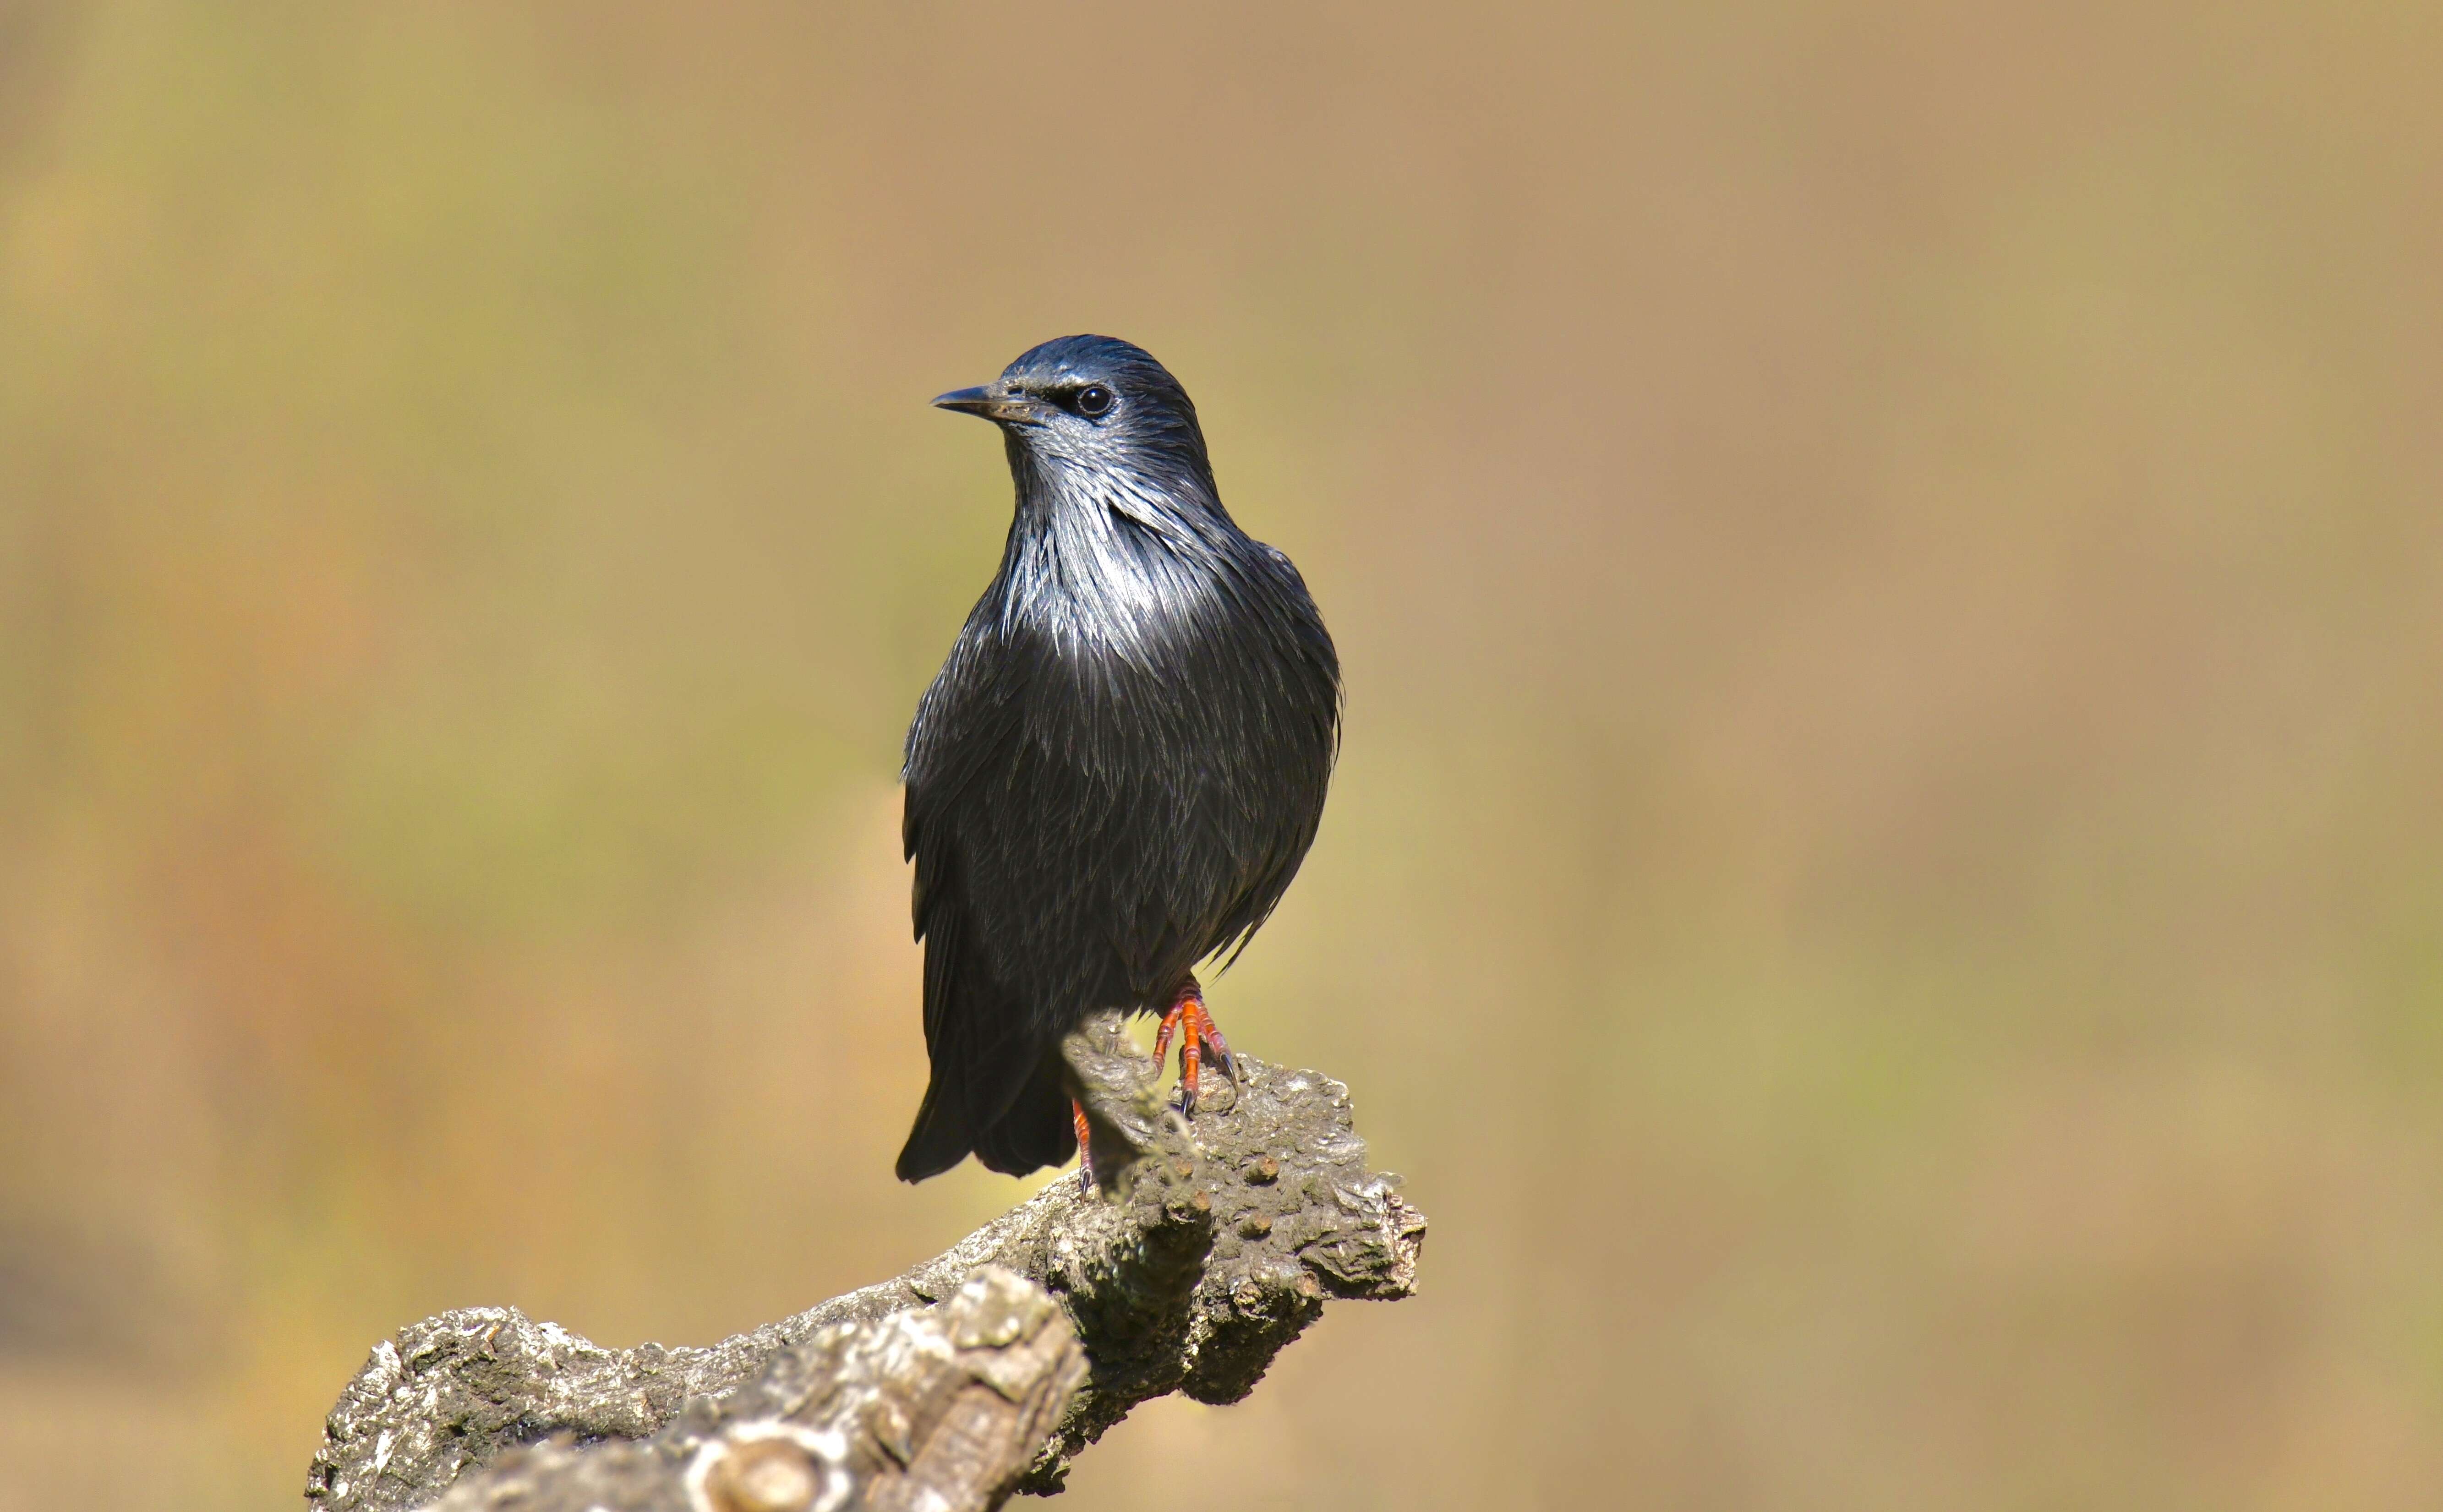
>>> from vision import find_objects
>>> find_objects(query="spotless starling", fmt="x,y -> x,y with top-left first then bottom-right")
895,336 -> 1340,1184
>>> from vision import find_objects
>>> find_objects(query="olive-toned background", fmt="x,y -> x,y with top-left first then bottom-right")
3,2 -> 2440,1507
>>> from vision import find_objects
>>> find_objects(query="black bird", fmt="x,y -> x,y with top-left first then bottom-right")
895,335 -> 1340,1184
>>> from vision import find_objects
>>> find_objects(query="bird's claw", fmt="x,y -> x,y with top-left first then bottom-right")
1153,980 -> 1235,1118
1071,1097 -> 1097,1193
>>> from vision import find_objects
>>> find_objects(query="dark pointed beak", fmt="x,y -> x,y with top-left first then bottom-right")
932,386 -> 1040,423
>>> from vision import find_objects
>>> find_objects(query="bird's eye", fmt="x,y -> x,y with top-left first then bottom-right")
1074,384 -> 1114,417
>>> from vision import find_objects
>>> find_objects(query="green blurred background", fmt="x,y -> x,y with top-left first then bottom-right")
3,1 -> 2440,1507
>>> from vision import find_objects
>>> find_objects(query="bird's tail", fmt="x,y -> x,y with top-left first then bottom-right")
894,1075 -> 973,1183
895,1038 -> 1076,1182
971,1052 -> 1074,1176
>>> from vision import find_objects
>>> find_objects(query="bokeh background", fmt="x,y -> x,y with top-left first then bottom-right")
3,2 -> 2441,1507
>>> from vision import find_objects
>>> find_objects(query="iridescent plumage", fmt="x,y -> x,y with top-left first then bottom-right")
896,336 -> 1340,1181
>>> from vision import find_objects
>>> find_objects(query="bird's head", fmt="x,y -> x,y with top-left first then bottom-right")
933,335 -> 1213,495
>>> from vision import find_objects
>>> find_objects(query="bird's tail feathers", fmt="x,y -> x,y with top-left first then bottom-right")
894,1075 -> 972,1183
970,1052 -> 1075,1176
896,1010 -> 1078,1182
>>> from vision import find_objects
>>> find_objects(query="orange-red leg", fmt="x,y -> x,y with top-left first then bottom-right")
1071,1098 -> 1095,1193
1153,975 -> 1235,1115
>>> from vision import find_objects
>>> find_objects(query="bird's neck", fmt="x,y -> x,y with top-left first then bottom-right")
995,460 -> 1241,653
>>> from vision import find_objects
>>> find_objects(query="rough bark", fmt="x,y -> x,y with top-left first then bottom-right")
304,1013 -> 1425,1512
395,1267 -> 1086,1512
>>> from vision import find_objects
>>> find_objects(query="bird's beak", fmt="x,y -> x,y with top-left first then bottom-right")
932,386 -> 1039,423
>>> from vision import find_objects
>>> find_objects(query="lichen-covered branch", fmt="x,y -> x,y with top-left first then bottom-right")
410,1268 -> 1083,1512
304,1013 -> 1426,1511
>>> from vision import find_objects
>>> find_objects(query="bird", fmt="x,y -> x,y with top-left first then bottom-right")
894,335 -> 1341,1185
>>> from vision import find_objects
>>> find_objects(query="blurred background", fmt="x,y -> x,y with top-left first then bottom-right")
2,1 -> 2440,1507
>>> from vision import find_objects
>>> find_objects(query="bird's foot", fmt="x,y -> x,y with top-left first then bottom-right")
1071,1098 -> 1096,1193
1152,977 -> 1235,1116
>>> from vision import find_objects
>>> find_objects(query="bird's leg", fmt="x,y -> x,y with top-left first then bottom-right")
1071,1098 -> 1095,1194
1152,975 -> 1235,1115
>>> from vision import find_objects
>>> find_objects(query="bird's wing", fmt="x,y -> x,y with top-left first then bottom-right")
902,623 -> 1027,1040
1200,545 -> 1344,967
902,616 -> 1127,1171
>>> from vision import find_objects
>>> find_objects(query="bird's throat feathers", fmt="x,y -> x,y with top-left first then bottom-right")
996,442 -> 1248,660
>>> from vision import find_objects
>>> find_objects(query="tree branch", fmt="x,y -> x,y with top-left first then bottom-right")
303,1013 -> 1426,1511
